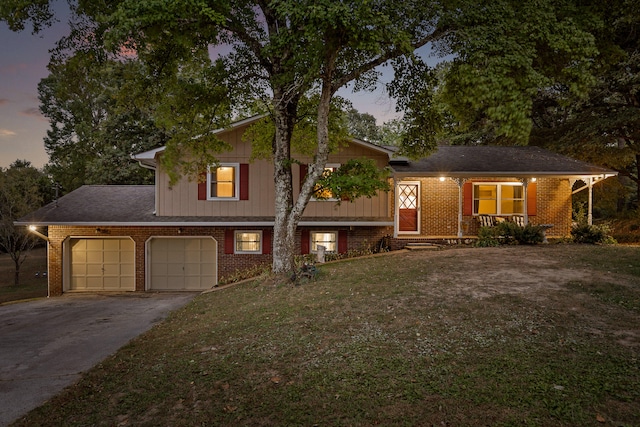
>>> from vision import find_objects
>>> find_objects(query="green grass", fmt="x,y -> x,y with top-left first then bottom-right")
11,245 -> 640,426
0,247 -> 48,304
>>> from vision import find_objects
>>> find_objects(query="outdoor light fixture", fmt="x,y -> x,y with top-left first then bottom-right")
439,177 -> 446,182
531,177 -> 537,182
28,225 -> 49,242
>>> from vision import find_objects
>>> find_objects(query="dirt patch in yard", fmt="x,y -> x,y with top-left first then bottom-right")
399,244 -> 640,349
404,246 -> 593,300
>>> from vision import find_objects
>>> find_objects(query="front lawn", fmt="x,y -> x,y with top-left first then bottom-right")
12,245 -> 640,426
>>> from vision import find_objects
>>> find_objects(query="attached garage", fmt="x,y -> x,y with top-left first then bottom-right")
148,237 -> 217,291
68,238 -> 135,291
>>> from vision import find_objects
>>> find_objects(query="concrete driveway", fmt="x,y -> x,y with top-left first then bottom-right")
0,292 -> 197,426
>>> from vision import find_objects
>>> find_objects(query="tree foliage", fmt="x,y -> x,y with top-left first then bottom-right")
528,0 -> 640,211
439,0 -> 599,144
347,108 -> 381,142
38,34 -> 169,193
1,0 -> 609,273
0,161 -> 51,286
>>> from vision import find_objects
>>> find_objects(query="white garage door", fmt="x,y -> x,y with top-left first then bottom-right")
149,238 -> 217,291
69,238 -> 135,291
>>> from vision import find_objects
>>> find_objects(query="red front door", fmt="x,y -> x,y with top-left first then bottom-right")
398,183 -> 419,232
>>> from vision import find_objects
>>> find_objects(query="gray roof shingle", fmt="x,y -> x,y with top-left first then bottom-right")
17,146 -> 615,226
391,146 -> 615,176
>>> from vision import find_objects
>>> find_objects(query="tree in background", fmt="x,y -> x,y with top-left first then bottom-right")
38,24 -> 170,193
438,0 -> 598,145
2,0 -> 602,274
347,108 -> 382,142
528,0 -> 640,213
0,161 -> 51,286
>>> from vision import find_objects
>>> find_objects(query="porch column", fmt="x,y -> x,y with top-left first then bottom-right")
519,178 -> 530,225
451,178 -> 466,238
393,177 -> 398,238
588,177 -> 594,225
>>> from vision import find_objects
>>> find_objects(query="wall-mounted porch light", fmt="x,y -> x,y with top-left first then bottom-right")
28,225 -> 49,242
439,176 -> 446,182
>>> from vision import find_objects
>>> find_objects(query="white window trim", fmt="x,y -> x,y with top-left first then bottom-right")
310,231 -> 337,253
207,163 -> 240,201
473,182 -> 524,216
234,230 -> 263,254
311,163 -> 341,201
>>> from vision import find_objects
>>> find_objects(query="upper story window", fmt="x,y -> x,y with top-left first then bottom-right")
473,183 -> 524,215
208,164 -> 239,200
313,163 -> 340,201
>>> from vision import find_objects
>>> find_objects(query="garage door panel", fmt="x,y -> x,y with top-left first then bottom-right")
184,263 -> 202,275
121,264 -> 135,276
167,263 -> 185,276
102,264 -> 121,276
201,263 -> 215,276
69,238 -> 135,291
151,262 -> 168,276
86,251 -> 103,263
86,264 -> 104,275
149,238 -> 217,291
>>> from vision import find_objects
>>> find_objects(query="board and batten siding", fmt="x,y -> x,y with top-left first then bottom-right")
156,124 -> 391,219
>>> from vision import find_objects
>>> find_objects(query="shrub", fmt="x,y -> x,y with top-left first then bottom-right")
475,222 -> 545,247
572,223 -> 617,244
475,226 -> 501,247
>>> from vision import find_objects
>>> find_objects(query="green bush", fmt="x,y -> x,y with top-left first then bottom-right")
475,222 -> 545,247
475,226 -> 501,247
572,223 -> 617,244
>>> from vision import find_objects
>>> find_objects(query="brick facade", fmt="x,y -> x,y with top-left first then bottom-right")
394,177 -> 572,240
46,225 -> 392,296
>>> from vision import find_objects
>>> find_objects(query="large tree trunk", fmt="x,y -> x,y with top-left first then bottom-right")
270,76 -> 335,276
271,90 -> 299,275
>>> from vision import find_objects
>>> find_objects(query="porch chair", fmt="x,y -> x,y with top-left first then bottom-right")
510,215 -> 525,227
478,214 -> 495,227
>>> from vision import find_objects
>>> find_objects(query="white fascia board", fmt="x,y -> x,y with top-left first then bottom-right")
348,137 -> 396,157
131,115 -> 269,169
392,171 -> 617,179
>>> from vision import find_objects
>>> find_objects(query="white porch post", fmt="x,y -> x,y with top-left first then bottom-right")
520,178 -> 529,225
393,177 -> 398,238
452,178 -> 466,238
588,177 -> 594,226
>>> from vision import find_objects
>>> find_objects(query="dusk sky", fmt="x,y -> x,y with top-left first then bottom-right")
0,4 -> 406,170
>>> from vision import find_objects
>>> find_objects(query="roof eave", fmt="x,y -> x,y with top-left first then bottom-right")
391,171 -> 618,179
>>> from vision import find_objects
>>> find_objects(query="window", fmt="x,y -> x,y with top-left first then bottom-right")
312,163 -> 340,200
473,183 -> 524,215
311,231 -> 336,253
208,164 -> 239,200
235,231 -> 262,254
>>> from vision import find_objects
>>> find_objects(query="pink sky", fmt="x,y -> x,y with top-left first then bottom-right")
0,6 -> 410,169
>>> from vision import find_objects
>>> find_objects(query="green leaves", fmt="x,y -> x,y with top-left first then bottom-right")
442,0 -> 599,144
313,158 -> 391,203
0,0 -> 54,33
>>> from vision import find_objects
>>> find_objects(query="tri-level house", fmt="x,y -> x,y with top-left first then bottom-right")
17,116 -> 616,296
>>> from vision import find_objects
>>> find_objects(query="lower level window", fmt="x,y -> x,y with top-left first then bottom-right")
474,183 -> 524,215
311,231 -> 336,253
235,231 -> 262,253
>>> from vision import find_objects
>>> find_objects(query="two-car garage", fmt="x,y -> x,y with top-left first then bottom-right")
66,237 -> 217,292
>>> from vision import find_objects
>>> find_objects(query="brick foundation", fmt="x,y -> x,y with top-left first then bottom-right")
46,225 -> 392,296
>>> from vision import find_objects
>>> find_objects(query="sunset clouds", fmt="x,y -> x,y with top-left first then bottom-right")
0,128 -> 17,137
